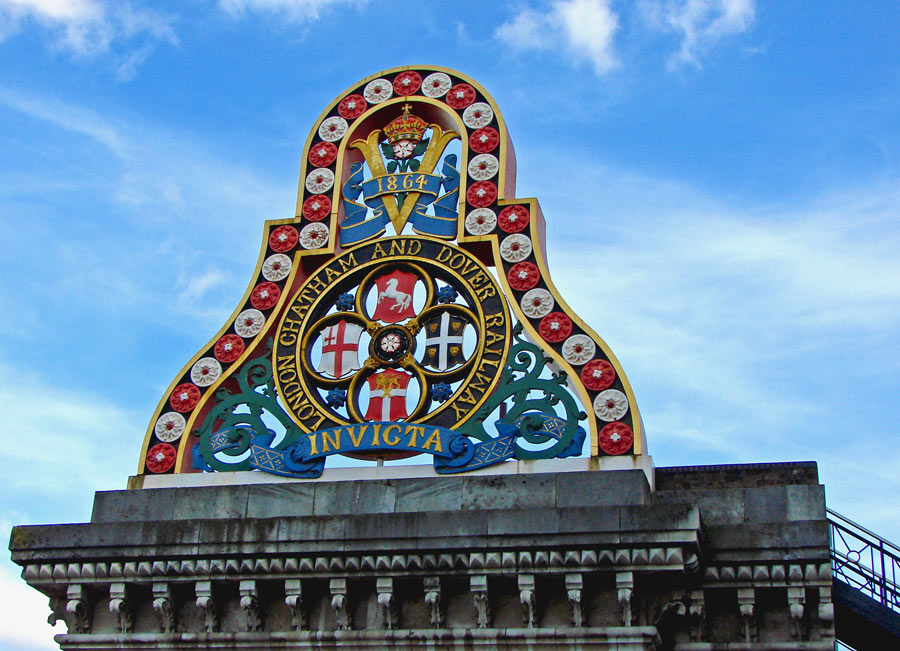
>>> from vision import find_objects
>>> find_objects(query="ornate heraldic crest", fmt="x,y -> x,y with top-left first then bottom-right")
139,66 -> 644,479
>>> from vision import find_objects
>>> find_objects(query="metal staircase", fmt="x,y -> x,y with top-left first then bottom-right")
829,508 -> 900,650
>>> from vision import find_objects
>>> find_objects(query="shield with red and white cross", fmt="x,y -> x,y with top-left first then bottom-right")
316,320 -> 363,378
372,269 -> 417,323
364,369 -> 411,421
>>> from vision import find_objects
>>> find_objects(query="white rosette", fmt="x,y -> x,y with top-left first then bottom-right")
299,222 -> 329,249
422,72 -> 451,98
191,357 -> 222,387
463,102 -> 494,129
363,78 -> 393,104
154,412 -> 186,443
593,389 -> 629,421
318,116 -> 348,142
468,154 -> 499,181
235,308 -> 265,337
521,288 -> 554,318
262,253 -> 292,282
499,233 -> 532,262
465,208 -> 497,235
305,167 -> 335,193
562,334 -> 596,365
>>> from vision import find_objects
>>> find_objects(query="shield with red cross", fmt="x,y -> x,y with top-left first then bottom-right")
316,320 -> 363,378
372,269 -> 417,323
364,369 -> 411,421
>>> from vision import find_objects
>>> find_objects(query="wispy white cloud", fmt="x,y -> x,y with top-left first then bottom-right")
178,267 -> 227,304
523,149 -> 900,494
0,558 -> 63,650
0,86 -> 292,335
0,84 -> 290,213
640,0 -> 755,67
818,446 -> 900,542
551,182 -> 900,387
0,103 -> 257,334
0,86 -> 126,154
0,0 -> 177,78
217,0 -> 363,22
1,0 -> 100,25
0,366 -> 135,650
496,0 -> 619,76
113,41 -> 152,81
0,363 -> 141,498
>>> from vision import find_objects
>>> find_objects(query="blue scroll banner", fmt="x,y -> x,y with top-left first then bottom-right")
340,154 -> 460,246
195,419 -> 518,478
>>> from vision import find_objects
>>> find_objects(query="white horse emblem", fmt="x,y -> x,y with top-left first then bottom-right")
378,278 -> 412,312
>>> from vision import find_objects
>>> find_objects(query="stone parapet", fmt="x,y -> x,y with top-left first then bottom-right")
96,466 -> 655,523
9,463 -> 834,649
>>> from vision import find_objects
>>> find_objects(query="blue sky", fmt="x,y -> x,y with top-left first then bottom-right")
2,0 -> 899,647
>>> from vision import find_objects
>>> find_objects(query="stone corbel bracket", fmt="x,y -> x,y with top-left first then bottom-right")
517,574 -> 536,628
194,580 -> 217,633
376,576 -> 398,629
702,562 -> 833,639
20,541 -> 701,636
423,576 -> 443,628
108,582 -> 133,634
65,584 -> 92,634
239,579 -> 262,632
151,583 -> 176,633
471,575 -> 491,628
330,578 -> 350,631
284,578 -> 306,631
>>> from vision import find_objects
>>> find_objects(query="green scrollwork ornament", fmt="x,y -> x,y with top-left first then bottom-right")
458,322 -> 588,459
193,338 -> 304,472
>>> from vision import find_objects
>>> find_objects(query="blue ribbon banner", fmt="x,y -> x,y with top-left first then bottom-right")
340,154 -> 460,246
197,419 -> 518,478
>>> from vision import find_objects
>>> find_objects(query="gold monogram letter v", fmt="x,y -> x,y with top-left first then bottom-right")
349,124 -> 459,235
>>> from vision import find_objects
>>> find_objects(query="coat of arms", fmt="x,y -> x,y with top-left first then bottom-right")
422,311 -> 466,371
144,66 -> 644,484
372,269 -> 418,323
316,319 -> 363,378
364,369 -> 411,421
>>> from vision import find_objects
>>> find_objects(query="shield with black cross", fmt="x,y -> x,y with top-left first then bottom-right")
422,311 -> 467,371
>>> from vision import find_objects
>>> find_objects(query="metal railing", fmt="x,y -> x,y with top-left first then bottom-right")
828,508 -> 900,612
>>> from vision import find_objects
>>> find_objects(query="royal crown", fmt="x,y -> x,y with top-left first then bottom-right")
383,104 -> 428,144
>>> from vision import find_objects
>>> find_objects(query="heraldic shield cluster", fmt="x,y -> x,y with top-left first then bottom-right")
139,66 -> 644,479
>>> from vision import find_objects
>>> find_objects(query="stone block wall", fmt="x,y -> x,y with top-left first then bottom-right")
9,462 -> 834,650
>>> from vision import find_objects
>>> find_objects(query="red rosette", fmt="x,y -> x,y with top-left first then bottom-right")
539,312 -> 573,342
470,127 -> 500,153
498,205 -> 530,233
146,442 -> 177,473
302,194 -> 332,221
466,181 -> 497,208
581,359 -> 616,391
446,83 -> 476,109
214,334 -> 245,363
393,71 -> 422,96
269,225 -> 299,253
169,383 -> 201,413
338,94 -> 367,119
507,261 -> 540,291
308,141 -> 337,167
250,282 -> 281,310
599,422 -> 633,455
